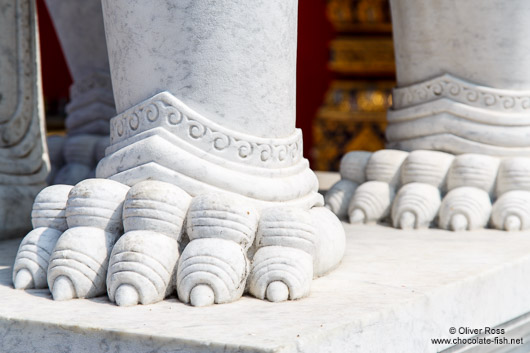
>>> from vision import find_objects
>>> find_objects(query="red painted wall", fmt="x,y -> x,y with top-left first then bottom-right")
297,0 -> 334,165
37,0 -> 71,102
37,0 -> 333,164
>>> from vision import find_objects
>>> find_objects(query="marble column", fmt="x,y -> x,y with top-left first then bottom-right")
0,0 -> 49,239
97,0 -> 321,210
13,0 -> 345,306
387,0 -> 530,156
44,0 -> 114,185
326,0 -> 530,232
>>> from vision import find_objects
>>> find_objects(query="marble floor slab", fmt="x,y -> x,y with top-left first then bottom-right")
2,223 -> 530,352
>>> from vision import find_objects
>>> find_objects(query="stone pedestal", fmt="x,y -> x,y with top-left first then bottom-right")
3,222 -> 530,352
0,0 -> 49,239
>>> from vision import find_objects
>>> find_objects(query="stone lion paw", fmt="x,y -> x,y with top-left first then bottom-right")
13,179 -> 345,307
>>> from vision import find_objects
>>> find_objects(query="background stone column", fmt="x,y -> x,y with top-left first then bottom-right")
0,0 -> 49,239
387,0 -> 530,156
326,0 -> 530,231
44,0 -> 114,184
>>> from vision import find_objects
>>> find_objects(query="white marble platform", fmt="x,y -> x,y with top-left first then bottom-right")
2,223 -> 530,352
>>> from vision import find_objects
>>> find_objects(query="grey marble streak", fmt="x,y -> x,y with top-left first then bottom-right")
101,0 -> 298,139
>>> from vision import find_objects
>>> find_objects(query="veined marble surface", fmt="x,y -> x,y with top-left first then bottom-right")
2,224 -> 530,352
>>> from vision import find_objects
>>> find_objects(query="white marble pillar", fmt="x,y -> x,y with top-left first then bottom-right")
387,0 -> 530,156
15,0 -> 346,306
327,0 -> 530,232
97,0 -> 321,210
13,0 -> 345,305
44,0 -> 114,185
101,0 -> 296,139
0,0 -> 49,239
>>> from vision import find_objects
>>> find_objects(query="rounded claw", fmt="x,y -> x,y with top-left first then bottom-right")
450,213 -> 468,232
349,209 -> 366,224
266,281 -> 289,303
115,284 -> 140,307
14,269 -> 34,290
399,211 -> 416,230
190,285 -> 215,307
51,276 -> 76,301
505,215 -> 522,232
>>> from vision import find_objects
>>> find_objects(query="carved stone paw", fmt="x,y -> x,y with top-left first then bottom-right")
327,149 -> 530,232
47,179 -> 129,300
13,180 -> 345,307
107,180 -> 191,307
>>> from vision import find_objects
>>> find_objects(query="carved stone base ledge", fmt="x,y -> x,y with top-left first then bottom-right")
96,91 -> 322,210
3,224 -> 530,352
387,74 -> 530,156
327,149 -> 530,231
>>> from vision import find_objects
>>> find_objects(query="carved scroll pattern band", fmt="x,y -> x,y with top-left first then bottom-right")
110,92 -> 303,168
393,74 -> 530,112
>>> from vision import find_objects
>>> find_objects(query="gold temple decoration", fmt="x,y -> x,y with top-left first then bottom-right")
313,0 -> 395,171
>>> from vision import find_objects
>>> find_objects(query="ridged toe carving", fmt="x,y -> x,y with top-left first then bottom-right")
339,151 -> 372,183
107,231 -> 181,305
186,193 -> 259,250
249,207 -> 316,302
13,184 -> 73,290
177,193 -> 259,306
176,238 -> 248,305
491,191 -> 530,231
47,179 -> 129,300
365,149 -> 409,187
447,154 -> 500,195
327,147 -> 530,232
400,150 -> 454,190
496,158 -> 530,195
324,179 -> 358,219
439,187 -> 492,231
48,227 -> 118,300
255,207 -> 316,256
249,246 -> 313,301
12,227 -> 63,289
348,181 -> 395,224
107,180 -> 191,306
325,150 -> 407,220
65,179 -> 130,233
391,183 -> 441,230
122,180 -> 191,237
31,185 -> 73,231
